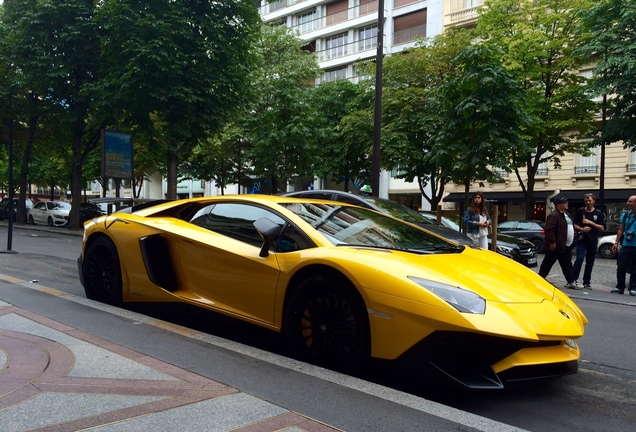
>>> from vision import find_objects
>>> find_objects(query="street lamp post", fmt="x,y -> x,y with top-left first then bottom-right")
372,0 -> 384,197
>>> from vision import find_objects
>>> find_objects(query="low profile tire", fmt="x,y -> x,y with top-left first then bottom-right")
47,216 -> 54,227
82,237 -> 123,306
532,239 -> 544,253
28,215 -> 34,225
283,274 -> 370,371
599,243 -> 616,259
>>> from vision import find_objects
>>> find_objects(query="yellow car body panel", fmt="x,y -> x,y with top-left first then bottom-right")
79,195 -> 587,388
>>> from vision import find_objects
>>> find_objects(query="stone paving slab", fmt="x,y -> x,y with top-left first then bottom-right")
0,302 -> 343,432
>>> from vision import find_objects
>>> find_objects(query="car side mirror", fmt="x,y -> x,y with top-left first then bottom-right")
254,217 -> 281,258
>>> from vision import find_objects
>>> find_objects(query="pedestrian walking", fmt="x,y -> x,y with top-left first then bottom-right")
539,197 -> 577,288
611,195 -> 636,296
572,193 -> 606,288
464,192 -> 491,249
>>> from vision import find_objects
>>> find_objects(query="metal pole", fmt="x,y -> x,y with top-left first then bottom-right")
3,105 -> 17,254
372,0 -> 384,197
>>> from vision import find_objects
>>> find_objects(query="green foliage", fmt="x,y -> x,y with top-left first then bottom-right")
381,29 -> 476,207
308,80 -> 370,191
243,25 -> 321,193
91,0 -> 260,198
478,0 -> 599,217
432,43 -> 532,207
579,0 -> 636,147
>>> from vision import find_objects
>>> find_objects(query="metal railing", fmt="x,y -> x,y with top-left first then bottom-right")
287,1 -> 378,35
574,165 -> 598,174
316,36 -> 377,61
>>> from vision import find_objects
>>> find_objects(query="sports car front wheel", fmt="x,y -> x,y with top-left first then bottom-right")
284,274 -> 370,371
82,237 -> 123,306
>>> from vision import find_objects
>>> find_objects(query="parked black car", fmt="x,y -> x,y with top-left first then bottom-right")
0,197 -> 34,222
497,220 -> 546,253
420,211 -> 537,268
79,202 -> 106,223
282,190 -> 537,267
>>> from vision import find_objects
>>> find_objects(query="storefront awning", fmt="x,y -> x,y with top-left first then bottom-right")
443,189 -> 636,203
443,191 -> 555,203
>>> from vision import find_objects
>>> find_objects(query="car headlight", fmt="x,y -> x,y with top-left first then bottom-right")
496,244 -> 515,257
54,215 -> 65,220
408,277 -> 486,314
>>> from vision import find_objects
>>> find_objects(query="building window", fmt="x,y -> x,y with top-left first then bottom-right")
326,32 -> 349,59
269,1 -> 285,12
359,0 -> 378,16
575,145 -> 599,174
323,67 -> 348,82
359,25 -> 377,51
393,10 -> 427,45
297,9 -> 318,34
494,168 -> 509,179
327,0 -> 348,26
536,160 -> 549,176
628,150 -> 636,172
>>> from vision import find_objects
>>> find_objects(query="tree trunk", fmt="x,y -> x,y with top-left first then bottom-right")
166,151 -> 178,199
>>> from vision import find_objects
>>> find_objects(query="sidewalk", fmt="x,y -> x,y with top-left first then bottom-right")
0,299 -> 342,432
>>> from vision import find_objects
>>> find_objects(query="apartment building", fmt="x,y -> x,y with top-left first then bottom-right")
258,0 -> 443,210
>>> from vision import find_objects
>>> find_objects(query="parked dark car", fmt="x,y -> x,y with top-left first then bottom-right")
497,220 -> 546,253
420,211 -> 537,268
79,202 -> 106,223
0,197 -> 34,222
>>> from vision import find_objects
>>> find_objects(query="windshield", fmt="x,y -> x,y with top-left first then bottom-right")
282,202 -> 461,252
360,197 -> 434,225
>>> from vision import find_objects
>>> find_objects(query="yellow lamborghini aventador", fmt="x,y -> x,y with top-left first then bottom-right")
78,195 -> 587,389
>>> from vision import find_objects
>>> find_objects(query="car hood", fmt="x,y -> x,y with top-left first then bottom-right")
335,246 -> 586,339
491,232 -> 534,248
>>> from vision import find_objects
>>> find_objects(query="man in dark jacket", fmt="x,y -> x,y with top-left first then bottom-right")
539,197 -> 577,288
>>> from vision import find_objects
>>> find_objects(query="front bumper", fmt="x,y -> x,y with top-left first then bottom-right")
394,331 -> 579,389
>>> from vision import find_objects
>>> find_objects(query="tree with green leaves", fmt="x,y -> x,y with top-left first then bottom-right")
431,43 -> 532,212
478,0 -> 598,218
244,25 -> 321,194
308,79 -> 369,192
94,0 -> 260,199
579,0 -> 636,148
184,121 -> 253,195
381,29 -> 475,209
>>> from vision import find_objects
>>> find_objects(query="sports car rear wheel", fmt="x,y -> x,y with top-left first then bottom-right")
82,237 -> 123,306
284,274 -> 370,371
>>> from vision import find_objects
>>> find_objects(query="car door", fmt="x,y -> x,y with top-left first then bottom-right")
32,202 -> 47,224
175,202 -> 285,325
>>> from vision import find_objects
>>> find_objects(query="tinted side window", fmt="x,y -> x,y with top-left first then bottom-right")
517,221 -> 535,230
194,203 -> 286,248
499,221 -> 517,230
333,193 -> 365,207
300,192 -> 334,201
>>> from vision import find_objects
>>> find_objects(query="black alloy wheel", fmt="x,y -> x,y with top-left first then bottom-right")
532,239 -> 544,254
82,237 -> 123,306
28,215 -> 34,225
47,216 -> 54,227
284,274 -> 370,371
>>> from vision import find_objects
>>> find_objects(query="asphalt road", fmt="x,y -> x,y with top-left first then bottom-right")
1,223 -> 635,432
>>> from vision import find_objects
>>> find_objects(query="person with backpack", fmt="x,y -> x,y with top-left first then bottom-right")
571,193 -> 606,289
611,195 -> 636,296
